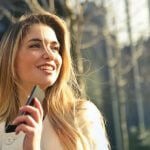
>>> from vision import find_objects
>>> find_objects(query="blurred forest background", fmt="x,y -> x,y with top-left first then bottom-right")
0,0 -> 150,150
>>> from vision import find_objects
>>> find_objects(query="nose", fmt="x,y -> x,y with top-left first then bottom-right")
42,48 -> 55,60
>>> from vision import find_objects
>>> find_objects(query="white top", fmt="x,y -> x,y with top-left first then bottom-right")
0,116 -> 63,150
0,102 -> 109,150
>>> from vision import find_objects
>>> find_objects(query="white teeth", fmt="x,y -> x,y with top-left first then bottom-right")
39,65 -> 54,71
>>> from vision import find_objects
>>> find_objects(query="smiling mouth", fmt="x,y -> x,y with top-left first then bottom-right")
37,65 -> 55,74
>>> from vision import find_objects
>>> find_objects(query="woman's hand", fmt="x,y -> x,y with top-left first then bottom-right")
12,98 -> 43,150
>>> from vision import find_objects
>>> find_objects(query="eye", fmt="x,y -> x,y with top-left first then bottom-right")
51,46 -> 60,53
29,43 -> 42,48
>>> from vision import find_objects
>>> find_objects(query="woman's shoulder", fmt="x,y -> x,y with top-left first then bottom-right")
76,100 -> 104,123
76,100 -> 110,150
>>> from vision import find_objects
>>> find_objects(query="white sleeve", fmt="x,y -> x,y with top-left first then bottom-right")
2,132 -> 24,150
0,122 -> 24,150
77,101 -> 110,150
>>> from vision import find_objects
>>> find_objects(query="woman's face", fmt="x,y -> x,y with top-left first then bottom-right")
15,23 -> 62,89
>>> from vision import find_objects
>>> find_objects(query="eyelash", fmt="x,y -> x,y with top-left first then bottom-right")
29,43 -> 41,48
29,44 -> 60,52
51,47 -> 59,52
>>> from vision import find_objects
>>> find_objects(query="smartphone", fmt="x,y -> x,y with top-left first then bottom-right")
5,85 -> 44,133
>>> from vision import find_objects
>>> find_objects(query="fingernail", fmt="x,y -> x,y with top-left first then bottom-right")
19,106 -> 23,110
15,131 -> 19,135
12,120 -> 16,124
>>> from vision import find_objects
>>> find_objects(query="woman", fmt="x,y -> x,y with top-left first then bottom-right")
0,12 -> 110,150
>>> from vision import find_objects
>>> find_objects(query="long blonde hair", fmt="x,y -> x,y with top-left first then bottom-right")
0,12 -> 109,149
0,12 -> 85,149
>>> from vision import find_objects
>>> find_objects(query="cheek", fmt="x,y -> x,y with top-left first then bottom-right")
57,56 -> 63,70
15,59 -> 28,80
15,53 -> 33,79
54,53 -> 62,68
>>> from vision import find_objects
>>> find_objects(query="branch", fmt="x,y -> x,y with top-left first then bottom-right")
24,0 -> 46,13
120,48 -> 144,75
0,6 -> 17,22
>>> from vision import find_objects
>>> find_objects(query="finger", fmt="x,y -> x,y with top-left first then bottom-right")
19,106 -> 40,123
21,98 -> 43,117
19,102 -> 42,122
12,115 -> 36,127
15,123 -> 35,135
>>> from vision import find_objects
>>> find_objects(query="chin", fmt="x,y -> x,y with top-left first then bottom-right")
38,80 -> 57,90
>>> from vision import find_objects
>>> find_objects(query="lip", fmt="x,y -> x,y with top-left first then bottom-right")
36,62 -> 56,73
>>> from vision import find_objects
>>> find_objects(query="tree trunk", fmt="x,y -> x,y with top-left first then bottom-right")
106,35 -> 124,150
124,0 -> 145,135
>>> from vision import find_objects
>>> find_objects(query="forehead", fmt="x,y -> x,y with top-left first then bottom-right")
23,23 -> 58,42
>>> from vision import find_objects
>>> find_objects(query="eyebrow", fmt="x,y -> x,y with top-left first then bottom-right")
28,38 -> 41,43
27,38 -> 60,47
